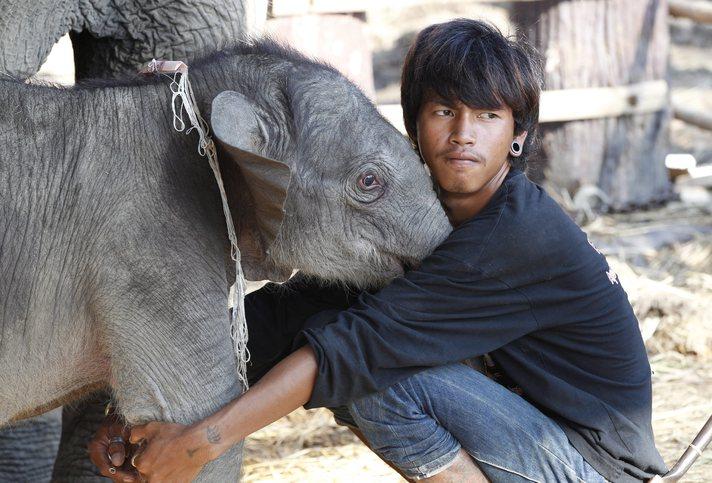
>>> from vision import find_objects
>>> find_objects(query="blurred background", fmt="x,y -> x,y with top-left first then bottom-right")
10,0 -> 712,481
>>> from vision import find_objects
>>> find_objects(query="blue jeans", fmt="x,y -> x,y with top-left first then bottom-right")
346,363 -> 607,482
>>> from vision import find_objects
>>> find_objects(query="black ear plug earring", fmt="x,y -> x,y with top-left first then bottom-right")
510,141 -> 523,156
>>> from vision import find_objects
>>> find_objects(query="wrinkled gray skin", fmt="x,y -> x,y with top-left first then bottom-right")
0,1 -> 249,479
0,409 -> 63,480
0,39 -> 451,481
0,0 -> 247,80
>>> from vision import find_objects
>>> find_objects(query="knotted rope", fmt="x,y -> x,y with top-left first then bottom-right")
143,59 -> 250,389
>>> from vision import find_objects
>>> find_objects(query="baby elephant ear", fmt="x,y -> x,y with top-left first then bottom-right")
211,90 -> 292,281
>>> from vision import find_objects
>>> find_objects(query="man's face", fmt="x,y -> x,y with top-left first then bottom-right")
416,95 -> 524,195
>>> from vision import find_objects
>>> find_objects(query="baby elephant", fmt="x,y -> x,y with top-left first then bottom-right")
0,39 -> 451,480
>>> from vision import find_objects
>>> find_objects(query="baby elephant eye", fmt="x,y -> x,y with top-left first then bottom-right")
359,173 -> 381,190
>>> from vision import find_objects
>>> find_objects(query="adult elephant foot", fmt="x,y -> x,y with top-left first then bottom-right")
0,408 -> 62,482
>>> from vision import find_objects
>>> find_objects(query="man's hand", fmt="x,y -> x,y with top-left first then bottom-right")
128,421 -> 208,482
88,414 -> 140,482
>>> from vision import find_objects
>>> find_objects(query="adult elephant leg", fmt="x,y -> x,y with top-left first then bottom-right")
51,392 -> 112,482
71,0 -> 249,80
0,409 -> 62,481
0,1 -> 80,78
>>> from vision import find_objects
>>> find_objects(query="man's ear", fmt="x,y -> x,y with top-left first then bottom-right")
211,90 -> 292,282
510,130 -> 528,158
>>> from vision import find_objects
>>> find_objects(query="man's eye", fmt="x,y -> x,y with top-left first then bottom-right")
479,112 -> 499,119
435,109 -> 454,117
359,173 -> 381,190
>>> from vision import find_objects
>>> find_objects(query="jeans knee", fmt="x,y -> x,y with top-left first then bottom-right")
349,367 -> 458,423
347,378 -> 463,480
347,386 -> 390,422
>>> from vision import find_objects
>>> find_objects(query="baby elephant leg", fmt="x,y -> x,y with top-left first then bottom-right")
105,298 -> 245,482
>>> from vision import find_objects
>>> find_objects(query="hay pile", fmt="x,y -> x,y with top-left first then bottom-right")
650,352 -> 711,483
587,204 -> 712,359
242,408 -> 400,482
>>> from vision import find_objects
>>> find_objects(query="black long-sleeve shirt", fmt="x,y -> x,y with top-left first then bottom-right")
284,170 -> 667,482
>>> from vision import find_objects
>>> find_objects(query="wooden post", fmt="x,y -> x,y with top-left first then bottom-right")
244,0 -> 269,35
511,0 -> 673,210
669,0 -> 712,23
266,12 -> 376,99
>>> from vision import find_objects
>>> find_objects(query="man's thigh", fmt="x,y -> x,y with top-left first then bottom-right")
349,363 -> 605,482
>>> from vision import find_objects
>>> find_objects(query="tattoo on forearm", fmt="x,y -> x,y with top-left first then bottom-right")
206,425 -> 221,444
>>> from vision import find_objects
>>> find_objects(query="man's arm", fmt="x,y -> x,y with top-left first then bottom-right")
126,345 -> 319,480
298,249 -> 538,408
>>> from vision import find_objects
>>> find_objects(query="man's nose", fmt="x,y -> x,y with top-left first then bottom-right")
449,117 -> 476,146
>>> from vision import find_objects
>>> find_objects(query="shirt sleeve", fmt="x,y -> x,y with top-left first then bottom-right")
297,250 -> 539,409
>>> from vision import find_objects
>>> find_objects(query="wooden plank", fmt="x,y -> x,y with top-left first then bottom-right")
673,104 -> 712,131
539,80 -> 668,123
271,0 -> 540,17
669,0 -> 712,24
679,165 -> 712,187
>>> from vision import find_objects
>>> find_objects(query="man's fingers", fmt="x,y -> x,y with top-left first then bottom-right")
88,438 -> 125,481
107,440 -> 126,467
107,420 -> 131,466
128,424 -> 146,444
88,438 -> 111,470
109,466 -> 139,483
128,421 -> 157,444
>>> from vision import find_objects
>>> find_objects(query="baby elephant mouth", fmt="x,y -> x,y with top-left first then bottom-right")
401,257 -> 421,272
383,251 -> 421,274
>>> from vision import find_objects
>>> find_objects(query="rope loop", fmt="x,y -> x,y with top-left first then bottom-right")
168,68 -> 250,388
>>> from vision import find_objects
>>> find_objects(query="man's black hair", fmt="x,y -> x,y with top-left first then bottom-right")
401,19 -> 543,170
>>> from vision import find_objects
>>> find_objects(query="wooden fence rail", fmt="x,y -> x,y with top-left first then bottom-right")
669,0 -> 712,24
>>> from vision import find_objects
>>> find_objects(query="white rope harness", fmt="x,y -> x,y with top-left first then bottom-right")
146,60 -> 250,388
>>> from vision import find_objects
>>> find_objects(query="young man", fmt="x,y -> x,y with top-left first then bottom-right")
92,19 -> 666,482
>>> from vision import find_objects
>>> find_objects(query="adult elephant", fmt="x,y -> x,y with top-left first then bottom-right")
0,1 -> 262,481
0,0 -> 261,81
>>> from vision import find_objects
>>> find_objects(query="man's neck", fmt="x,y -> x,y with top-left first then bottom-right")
440,163 -> 511,227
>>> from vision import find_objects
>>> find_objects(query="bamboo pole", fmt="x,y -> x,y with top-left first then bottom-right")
669,0 -> 712,24
656,414 -> 712,482
673,104 -> 712,131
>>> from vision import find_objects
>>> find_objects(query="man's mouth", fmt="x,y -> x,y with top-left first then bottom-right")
443,151 -> 484,166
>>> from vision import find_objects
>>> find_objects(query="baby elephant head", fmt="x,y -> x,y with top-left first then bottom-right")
211,73 -> 451,288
